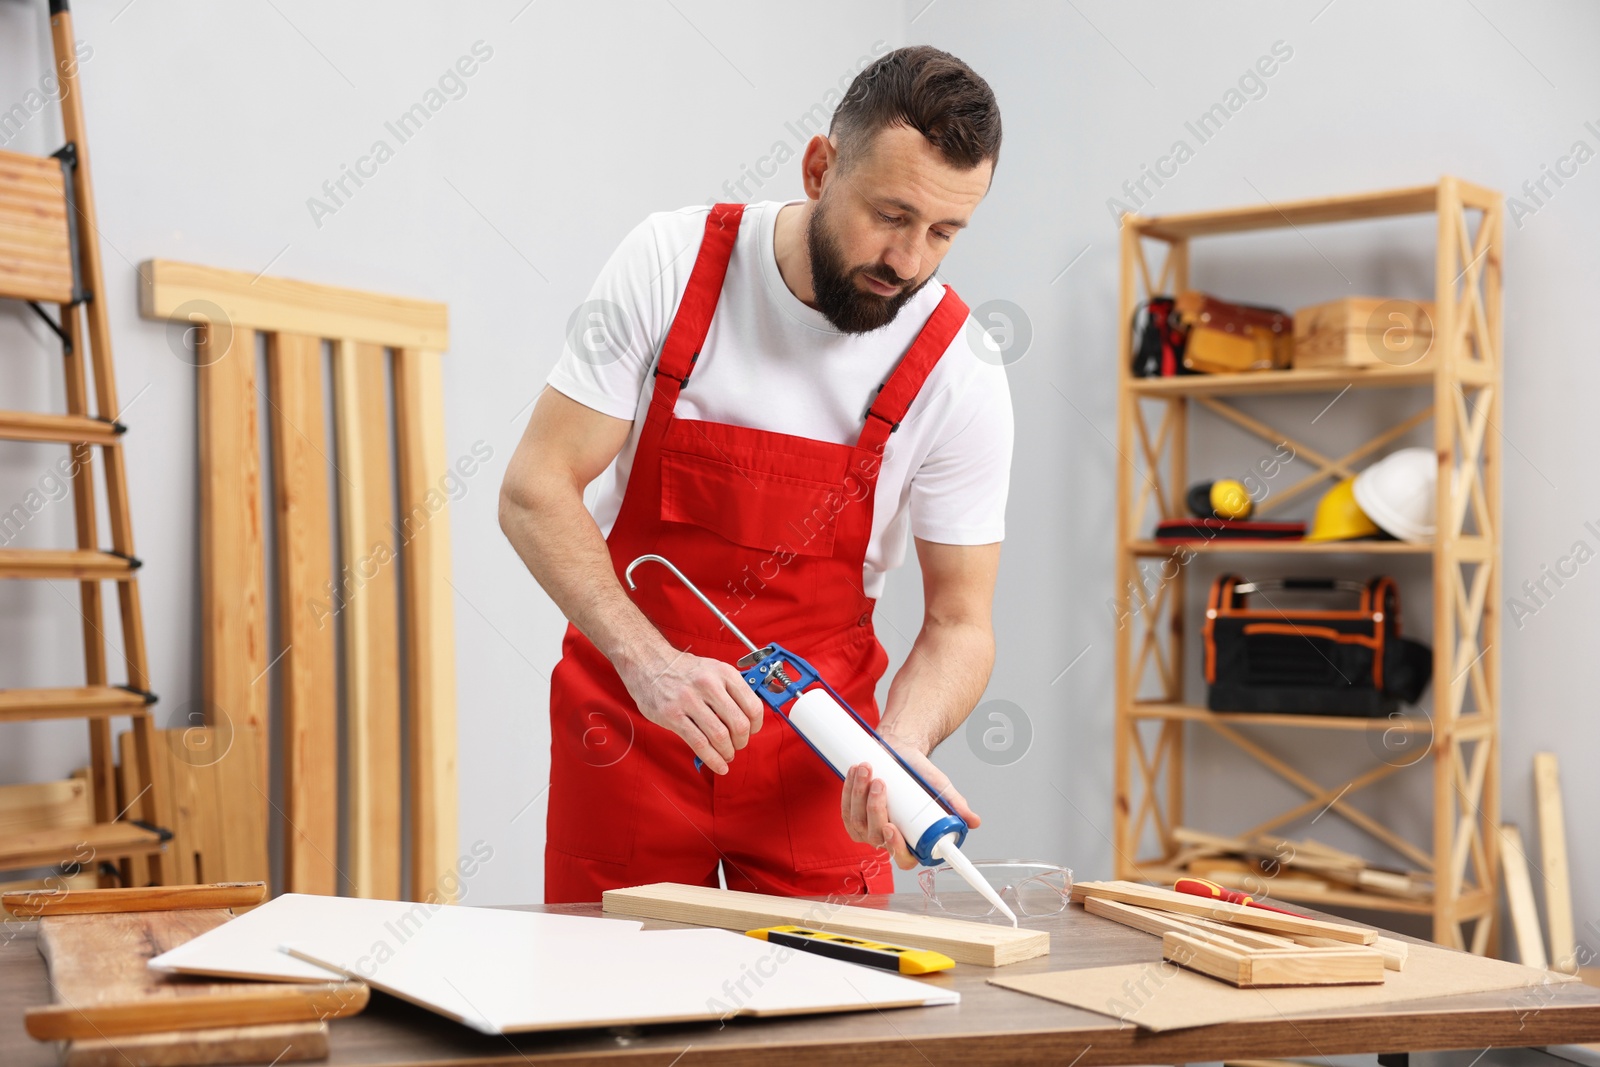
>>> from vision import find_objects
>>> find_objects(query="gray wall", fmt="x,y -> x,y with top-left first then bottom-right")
1,0 -> 1594,949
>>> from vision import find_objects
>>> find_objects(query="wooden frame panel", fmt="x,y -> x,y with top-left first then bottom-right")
149,266 -> 455,903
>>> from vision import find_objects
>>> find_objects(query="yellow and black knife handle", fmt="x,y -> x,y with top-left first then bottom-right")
745,925 -> 954,975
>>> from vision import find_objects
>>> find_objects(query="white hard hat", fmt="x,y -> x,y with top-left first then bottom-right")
1353,447 -> 1437,542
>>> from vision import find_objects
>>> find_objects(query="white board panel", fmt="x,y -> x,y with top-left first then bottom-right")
149,893 -> 645,983
285,921 -> 958,1034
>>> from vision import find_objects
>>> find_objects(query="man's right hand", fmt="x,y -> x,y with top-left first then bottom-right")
617,645 -> 764,774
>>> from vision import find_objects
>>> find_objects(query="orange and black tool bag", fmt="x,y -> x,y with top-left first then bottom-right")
1203,575 -> 1432,716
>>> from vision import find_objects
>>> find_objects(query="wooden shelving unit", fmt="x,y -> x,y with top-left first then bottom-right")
1111,177 -> 1504,953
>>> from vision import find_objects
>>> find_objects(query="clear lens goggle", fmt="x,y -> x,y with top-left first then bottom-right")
917,860 -> 1073,919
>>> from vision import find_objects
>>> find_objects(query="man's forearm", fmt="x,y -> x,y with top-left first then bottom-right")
877,618 -> 995,755
498,473 -> 670,676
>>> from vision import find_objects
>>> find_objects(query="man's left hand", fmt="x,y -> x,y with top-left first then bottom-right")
840,732 -> 981,870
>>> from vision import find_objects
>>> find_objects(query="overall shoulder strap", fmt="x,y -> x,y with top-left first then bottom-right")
856,285 -> 970,456
650,203 -> 745,411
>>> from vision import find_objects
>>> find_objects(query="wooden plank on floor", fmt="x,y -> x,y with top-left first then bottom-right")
1534,752 -> 1575,971
122,727 -> 269,888
3,882 -> 265,917
1498,823 -> 1548,969
333,339 -> 403,901
394,347 -> 458,903
214,723 -> 271,885
267,332 -> 339,895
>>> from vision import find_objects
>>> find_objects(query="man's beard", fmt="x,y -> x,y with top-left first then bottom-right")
804,194 -> 929,334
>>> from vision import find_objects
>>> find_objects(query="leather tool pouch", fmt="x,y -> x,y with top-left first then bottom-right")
1174,291 -> 1294,374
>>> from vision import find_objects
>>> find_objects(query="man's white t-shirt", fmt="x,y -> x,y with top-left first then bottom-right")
546,199 -> 1013,599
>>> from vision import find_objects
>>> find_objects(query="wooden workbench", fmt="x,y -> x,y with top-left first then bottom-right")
4,895 -> 1598,1066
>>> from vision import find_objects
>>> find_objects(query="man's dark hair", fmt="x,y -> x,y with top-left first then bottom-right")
830,45 -> 1002,176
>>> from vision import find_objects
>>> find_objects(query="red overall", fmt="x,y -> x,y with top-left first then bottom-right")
544,203 -> 969,903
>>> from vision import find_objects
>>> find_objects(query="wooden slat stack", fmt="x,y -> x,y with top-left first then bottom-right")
1072,880 -> 1406,988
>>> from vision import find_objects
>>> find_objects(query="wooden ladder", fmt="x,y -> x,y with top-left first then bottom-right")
0,0 -> 168,884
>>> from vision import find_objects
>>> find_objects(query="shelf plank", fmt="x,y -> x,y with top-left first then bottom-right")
1133,182 -> 1441,240
1126,535 -> 1489,560
1128,538 -> 1432,556
1129,365 -> 1434,397
1128,702 -> 1433,733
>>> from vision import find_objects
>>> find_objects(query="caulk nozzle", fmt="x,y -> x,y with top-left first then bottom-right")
933,833 -> 1018,928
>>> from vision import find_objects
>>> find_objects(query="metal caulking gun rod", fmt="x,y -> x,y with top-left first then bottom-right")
623,554 -> 1018,927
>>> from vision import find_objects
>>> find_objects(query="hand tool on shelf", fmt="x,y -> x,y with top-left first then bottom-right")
624,554 -> 1017,926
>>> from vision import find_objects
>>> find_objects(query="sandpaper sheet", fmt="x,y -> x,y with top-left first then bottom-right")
990,940 -> 1573,1032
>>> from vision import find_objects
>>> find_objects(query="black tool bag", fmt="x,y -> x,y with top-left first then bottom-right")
1131,296 -> 1188,377
1203,575 -> 1432,717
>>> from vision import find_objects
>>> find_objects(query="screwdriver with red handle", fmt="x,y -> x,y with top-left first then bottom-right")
1174,877 -> 1302,916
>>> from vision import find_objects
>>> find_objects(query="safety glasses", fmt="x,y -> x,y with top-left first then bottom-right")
916,861 -> 1074,919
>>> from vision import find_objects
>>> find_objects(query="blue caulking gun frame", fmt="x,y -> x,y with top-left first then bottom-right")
623,553 -> 968,867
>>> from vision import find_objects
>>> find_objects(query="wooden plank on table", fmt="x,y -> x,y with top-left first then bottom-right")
1071,880 -> 1377,945
603,882 -> 1049,967
54,1022 -> 328,1067
197,322 -> 270,793
1086,897 -> 1301,952
394,347 -> 458,903
140,259 -> 449,351
267,332 -> 339,896
1498,823 -> 1548,969
2,882 -> 265,917
28,908 -> 365,1044
1163,931 -> 1385,988
1085,896 -> 1268,949
1534,752 -> 1575,970
26,982 -> 364,1040
1290,931 -> 1408,971
333,339 -> 403,901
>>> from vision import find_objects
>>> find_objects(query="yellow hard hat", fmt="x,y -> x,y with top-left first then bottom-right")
1306,477 -> 1381,541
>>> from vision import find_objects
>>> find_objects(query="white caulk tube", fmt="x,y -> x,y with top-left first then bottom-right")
787,688 -> 1019,927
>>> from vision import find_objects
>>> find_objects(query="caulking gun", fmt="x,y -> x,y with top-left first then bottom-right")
624,553 -> 1018,926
